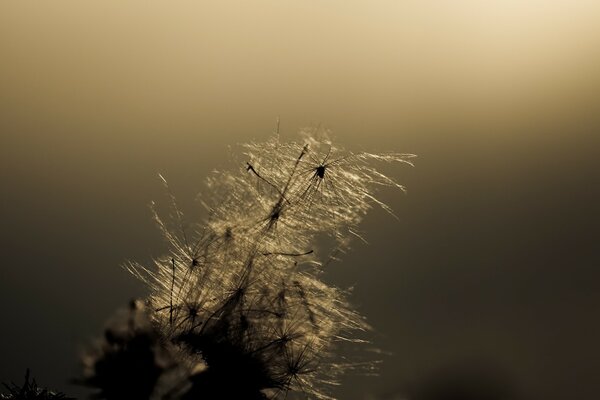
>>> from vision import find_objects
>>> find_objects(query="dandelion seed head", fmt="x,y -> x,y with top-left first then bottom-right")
120,130 -> 413,399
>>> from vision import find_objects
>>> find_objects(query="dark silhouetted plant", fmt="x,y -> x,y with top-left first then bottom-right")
2,370 -> 73,400
82,129 -> 414,399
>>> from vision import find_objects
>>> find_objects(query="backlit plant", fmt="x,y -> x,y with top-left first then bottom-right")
82,129 -> 414,399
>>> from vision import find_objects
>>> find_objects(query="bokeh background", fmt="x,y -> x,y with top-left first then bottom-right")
1,1 -> 599,399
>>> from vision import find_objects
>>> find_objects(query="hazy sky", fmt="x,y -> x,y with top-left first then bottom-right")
1,2 -> 599,399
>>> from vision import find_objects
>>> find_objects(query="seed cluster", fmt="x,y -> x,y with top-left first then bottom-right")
121,130 -> 414,399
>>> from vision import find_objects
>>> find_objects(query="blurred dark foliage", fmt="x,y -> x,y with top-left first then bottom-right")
78,300 -> 273,399
1,370 -> 73,400
77,300 -> 175,400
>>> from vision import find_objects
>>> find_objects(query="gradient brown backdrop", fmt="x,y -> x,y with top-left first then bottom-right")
1,2 -> 599,399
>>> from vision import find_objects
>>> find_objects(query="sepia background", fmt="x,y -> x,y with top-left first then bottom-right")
1,1 -> 599,399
